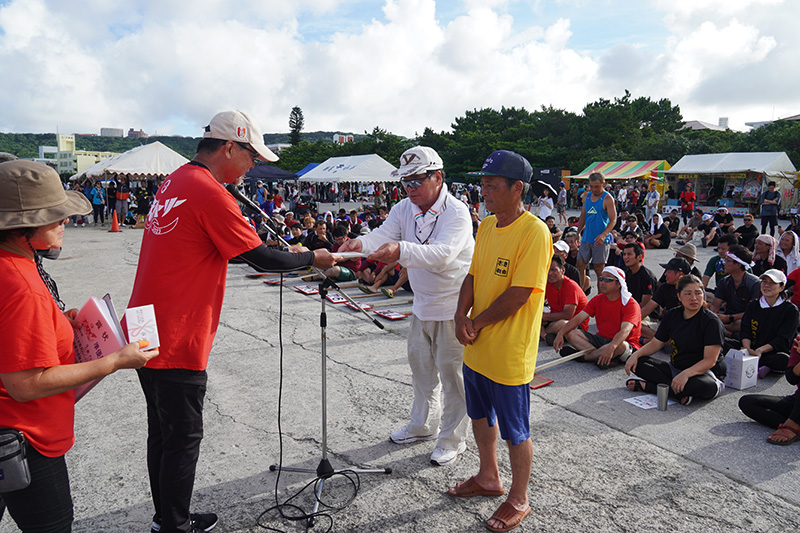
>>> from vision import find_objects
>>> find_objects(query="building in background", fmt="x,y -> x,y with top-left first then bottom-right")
101,127 -> 124,137
333,133 -> 354,145
127,128 -> 148,138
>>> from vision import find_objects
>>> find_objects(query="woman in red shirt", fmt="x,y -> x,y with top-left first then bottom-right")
0,161 -> 157,532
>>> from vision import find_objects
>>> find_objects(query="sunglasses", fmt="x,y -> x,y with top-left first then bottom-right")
401,175 -> 431,189
236,142 -> 260,164
598,277 -> 618,283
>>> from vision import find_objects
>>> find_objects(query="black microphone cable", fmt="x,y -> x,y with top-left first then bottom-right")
255,274 -> 360,532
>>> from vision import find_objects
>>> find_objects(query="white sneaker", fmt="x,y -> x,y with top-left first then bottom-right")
430,442 -> 467,466
390,425 -> 438,444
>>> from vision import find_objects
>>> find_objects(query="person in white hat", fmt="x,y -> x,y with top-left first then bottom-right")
714,206 -> 735,234
338,146 -> 474,466
126,111 -> 337,533
740,269 -> 798,378
553,266 -> 642,368
0,161 -> 158,532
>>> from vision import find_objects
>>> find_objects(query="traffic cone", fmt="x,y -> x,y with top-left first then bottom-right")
108,209 -> 122,233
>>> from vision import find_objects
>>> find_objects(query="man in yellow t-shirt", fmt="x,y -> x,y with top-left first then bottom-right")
449,150 -> 551,533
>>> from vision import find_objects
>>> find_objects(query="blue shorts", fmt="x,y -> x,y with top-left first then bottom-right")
463,364 -> 531,446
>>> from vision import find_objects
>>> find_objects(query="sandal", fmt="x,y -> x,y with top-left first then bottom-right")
381,287 -> 395,298
767,424 -> 800,446
626,378 -> 647,393
487,501 -> 531,532
359,285 -> 376,295
448,476 -> 505,498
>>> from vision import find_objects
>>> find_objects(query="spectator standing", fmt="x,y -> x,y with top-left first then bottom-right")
557,181 -> 568,225
90,182 -> 106,226
645,182 -> 660,222
576,172 -> 617,290
679,183 -> 696,225
450,150 -> 550,533
126,111 -> 336,533
761,181 -> 781,236
339,146 -> 474,466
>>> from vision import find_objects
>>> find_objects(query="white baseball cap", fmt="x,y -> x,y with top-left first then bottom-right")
391,146 -> 443,179
553,241 -> 569,253
203,110 -> 278,162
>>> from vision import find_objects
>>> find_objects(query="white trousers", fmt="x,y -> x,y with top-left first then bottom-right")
404,315 -> 469,451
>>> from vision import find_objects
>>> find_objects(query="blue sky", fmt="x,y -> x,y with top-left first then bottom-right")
0,0 -> 797,138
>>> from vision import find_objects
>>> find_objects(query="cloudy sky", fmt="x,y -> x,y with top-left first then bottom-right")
0,0 -> 797,138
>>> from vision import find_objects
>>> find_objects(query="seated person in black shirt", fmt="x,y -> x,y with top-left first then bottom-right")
612,209 -> 629,235
738,337 -> 800,445
734,214 -> 758,251
608,231 -> 640,269
665,209 -> 681,238
752,234 -> 787,276
621,242 -> 656,310
740,269 -> 799,377
563,230 -> 591,294
554,240 -> 581,287
644,213 -> 671,250
625,274 -> 726,405
778,214 -> 800,237
713,207 -> 735,234
710,245 -> 761,336
640,257 -> 690,343
303,220 -> 333,252
696,214 -> 721,248
286,222 -> 305,246
545,215 -> 562,240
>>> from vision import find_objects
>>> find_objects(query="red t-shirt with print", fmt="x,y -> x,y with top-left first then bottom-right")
126,163 -> 262,371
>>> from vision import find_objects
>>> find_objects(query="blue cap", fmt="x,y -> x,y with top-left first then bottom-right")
468,150 -> 532,183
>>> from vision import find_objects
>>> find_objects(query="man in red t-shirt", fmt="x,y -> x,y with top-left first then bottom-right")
542,256 -> 588,344
680,183 -> 696,225
553,266 -> 641,368
127,110 -> 337,533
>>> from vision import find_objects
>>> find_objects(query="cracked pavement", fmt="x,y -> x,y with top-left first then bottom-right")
3,219 -> 798,533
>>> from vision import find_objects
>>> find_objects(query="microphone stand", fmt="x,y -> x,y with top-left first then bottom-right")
227,185 -> 391,528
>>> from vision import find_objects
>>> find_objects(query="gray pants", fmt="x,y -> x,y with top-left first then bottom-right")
404,316 -> 469,451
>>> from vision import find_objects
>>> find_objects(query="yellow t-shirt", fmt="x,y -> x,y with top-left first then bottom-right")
463,211 -> 552,385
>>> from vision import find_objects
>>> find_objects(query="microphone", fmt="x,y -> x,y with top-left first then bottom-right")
226,183 -> 262,215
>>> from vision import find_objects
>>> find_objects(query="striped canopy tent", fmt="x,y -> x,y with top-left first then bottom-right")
570,160 -> 671,180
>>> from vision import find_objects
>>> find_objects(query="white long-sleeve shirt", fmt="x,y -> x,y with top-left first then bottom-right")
358,186 -> 473,321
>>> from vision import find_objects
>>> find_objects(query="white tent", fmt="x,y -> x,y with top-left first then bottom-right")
71,141 -> 188,181
664,152 -> 796,179
298,154 -> 397,183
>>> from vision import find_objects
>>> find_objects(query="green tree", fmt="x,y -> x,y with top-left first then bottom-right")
288,106 -> 304,146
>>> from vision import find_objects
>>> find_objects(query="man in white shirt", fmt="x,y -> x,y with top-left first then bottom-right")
645,183 -> 660,222
338,146 -> 474,466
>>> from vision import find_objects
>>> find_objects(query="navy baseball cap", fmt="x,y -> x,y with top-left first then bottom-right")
467,150 -> 532,183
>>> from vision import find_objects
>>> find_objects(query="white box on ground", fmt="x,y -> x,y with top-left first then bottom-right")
724,349 -> 758,390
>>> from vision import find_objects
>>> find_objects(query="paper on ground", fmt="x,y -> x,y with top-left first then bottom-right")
624,395 -> 677,410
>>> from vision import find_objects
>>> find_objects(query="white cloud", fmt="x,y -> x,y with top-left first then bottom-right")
0,0 -> 797,138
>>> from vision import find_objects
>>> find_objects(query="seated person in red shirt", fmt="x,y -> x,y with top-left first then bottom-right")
542,256 -> 588,345
553,266 -> 642,368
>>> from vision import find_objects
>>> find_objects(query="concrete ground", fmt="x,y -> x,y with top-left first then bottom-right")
2,211 -> 799,533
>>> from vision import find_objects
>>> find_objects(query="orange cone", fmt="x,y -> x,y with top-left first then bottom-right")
108,209 -> 122,233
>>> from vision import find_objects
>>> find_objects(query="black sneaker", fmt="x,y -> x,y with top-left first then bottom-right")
152,513 -> 218,533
